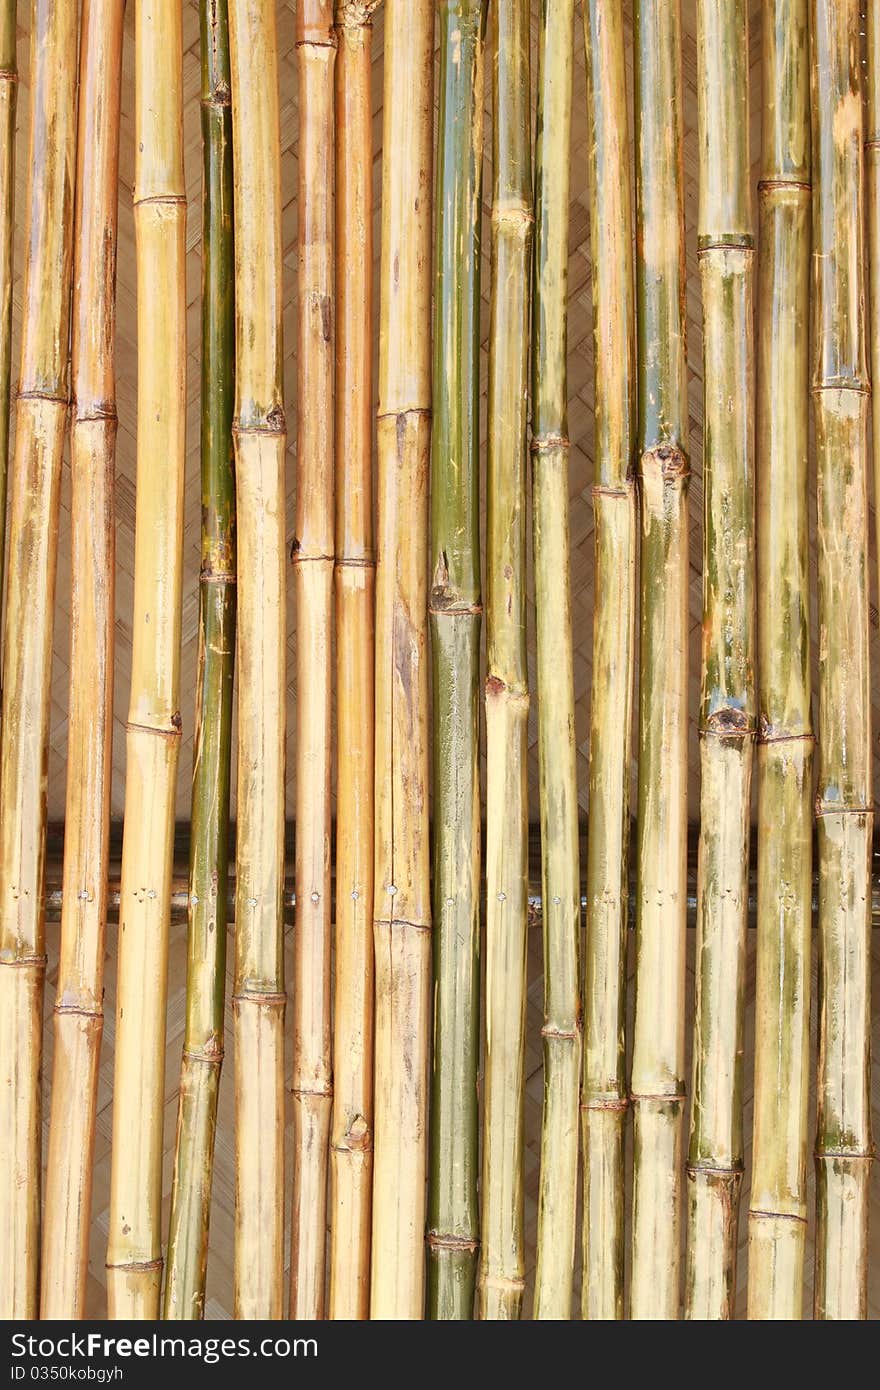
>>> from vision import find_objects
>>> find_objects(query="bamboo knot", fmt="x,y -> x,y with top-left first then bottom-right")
581,1096 -> 628,1113
530,431 -> 569,454
105,1258 -> 163,1274
757,178 -> 811,195
0,953 -> 47,969
702,706 -> 753,739
639,443 -> 689,482
336,0 -> 381,27
0,68 -> 18,83
426,1231 -> 479,1252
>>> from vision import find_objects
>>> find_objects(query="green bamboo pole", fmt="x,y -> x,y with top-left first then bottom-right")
0,0 -> 15,614
478,0 -> 531,1323
532,0 -> 580,1323
427,0 -> 485,1322
630,0 -> 689,1322
580,0 -> 635,1322
164,0 -> 236,1320
685,0 -> 754,1321
748,0 -> 813,1322
811,0 -> 873,1321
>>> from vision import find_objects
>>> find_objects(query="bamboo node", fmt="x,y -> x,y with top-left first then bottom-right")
530,431 -> 569,454
426,1231 -> 479,1253
0,68 -> 18,84
580,1096 -> 628,1113
757,178 -> 811,195
336,0 -> 380,26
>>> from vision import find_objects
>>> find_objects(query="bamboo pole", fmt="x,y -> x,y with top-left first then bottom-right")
748,0 -> 813,1322
428,0 -> 485,1322
479,0 -> 531,1323
685,0 -> 754,1321
810,0 -> 873,1321
532,0 -> 580,1323
370,0 -> 433,1321
871,3 -> 880,605
0,0 -> 15,615
0,0 -> 77,1319
164,0 -> 236,1321
106,0 -> 185,1320
329,0 -> 378,1323
227,0 -> 286,1321
630,0 -> 689,1322
580,0 -> 635,1323
40,0 -> 123,1320
291,0 -> 335,1321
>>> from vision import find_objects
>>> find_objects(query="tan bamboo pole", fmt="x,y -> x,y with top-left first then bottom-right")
870,2 -> 880,606
227,0 -> 286,1320
748,0 -> 813,1321
0,0 -> 77,1319
0,0 -> 15,609
105,0 -> 186,1320
479,0 -> 531,1323
41,0 -> 123,1320
630,0 -> 689,1321
291,0 -> 335,1321
811,0 -> 873,1321
329,0 -> 378,1323
685,0 -> 754,1321
580,0 -> 635,1322
370,0 -> 434,1321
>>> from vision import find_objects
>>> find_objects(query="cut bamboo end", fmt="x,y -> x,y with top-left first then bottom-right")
747,1213 -> 807,1320
232,994 -> 285,1320
581,1105 -> 626,1320
684,1167 -> 743,1320
630,1096 -> 685,1320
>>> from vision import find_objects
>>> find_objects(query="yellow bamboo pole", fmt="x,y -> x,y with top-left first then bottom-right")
0,0 -> 77,1319
41,0 -> 123,1319
0,0 -> 15,607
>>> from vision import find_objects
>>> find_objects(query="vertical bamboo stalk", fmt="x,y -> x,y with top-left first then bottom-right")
0,0 -> 77,1319
370,0 -> 433,1321
532,0 -> 580,1323
164,0 -> 236,1320
870,3 -> 880,603
685,0 -> 754,1321
630,0 -> 689,1322
580,0 -> 635,1322
0,0 -> 15,614
428,0 -> 485,1322
329,0 -> 377,1323
479,0 -> 531,1323
40,0 -> 123,1320
748,0 -> 813,1322
810,0 -> 873,1321
227,0 -> 286,1321
106,0 -> 185,1320
291,0 -> 335,1321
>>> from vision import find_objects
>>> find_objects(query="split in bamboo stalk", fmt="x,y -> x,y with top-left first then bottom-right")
580,0 -> 635,1323
164,0 -> 236,1321
370,0 -> 434,1321
685,0 -> 755,1321
0,0 -> 77,1319
428,0 -> 485,1323
810,0 -> 873,1321
748,0 -> 813,1322
630,0 -> 689,1322
106,0 -> 186,1320
329,0 -> 378,1323
479,0 -> 531,1323
40,0 -> 123,1321
532,0 -> 580,1323
227,0 -> 286,1320
0,0 -> 15,620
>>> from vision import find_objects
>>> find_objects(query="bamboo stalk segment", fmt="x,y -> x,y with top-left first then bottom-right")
630,0 -> 689,1322
227,0 -> 286,1321
329,0 -> 378,1323
0,0 -> 78,1319
164,0 -> 236,1321
531,0 -> 580,1323
0,0 -> 15,615
580,0 -> 635,1323
871,3 -> 880,606
370,0 -> 434,1321
811,0 -> 873,1320
428,0 -> 485,1323
41,0 -> 123,1321
748,0 -> 813,1322
479,0 -> 531,1323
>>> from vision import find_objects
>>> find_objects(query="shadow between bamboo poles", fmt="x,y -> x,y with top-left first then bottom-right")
370,0 -> 434,1321
0,0 -> 77,1319
580,0 -> 635,1323
0,0 -> 14,628
685,0 -> 755,1321
531,0 -> 580,1323
41,0 -> 123,1320
748,0 -> 813,1322
106,0 -> 186,1321
427,0 -> 485,1323
227,0 -> 286,1321
811,0 -> 873,1320
630,0 -> 689,1322
478,0 -> 531,1323
329,0 -> 378,1324
164,0 -> 236,1321
291,0 -> 335,1322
